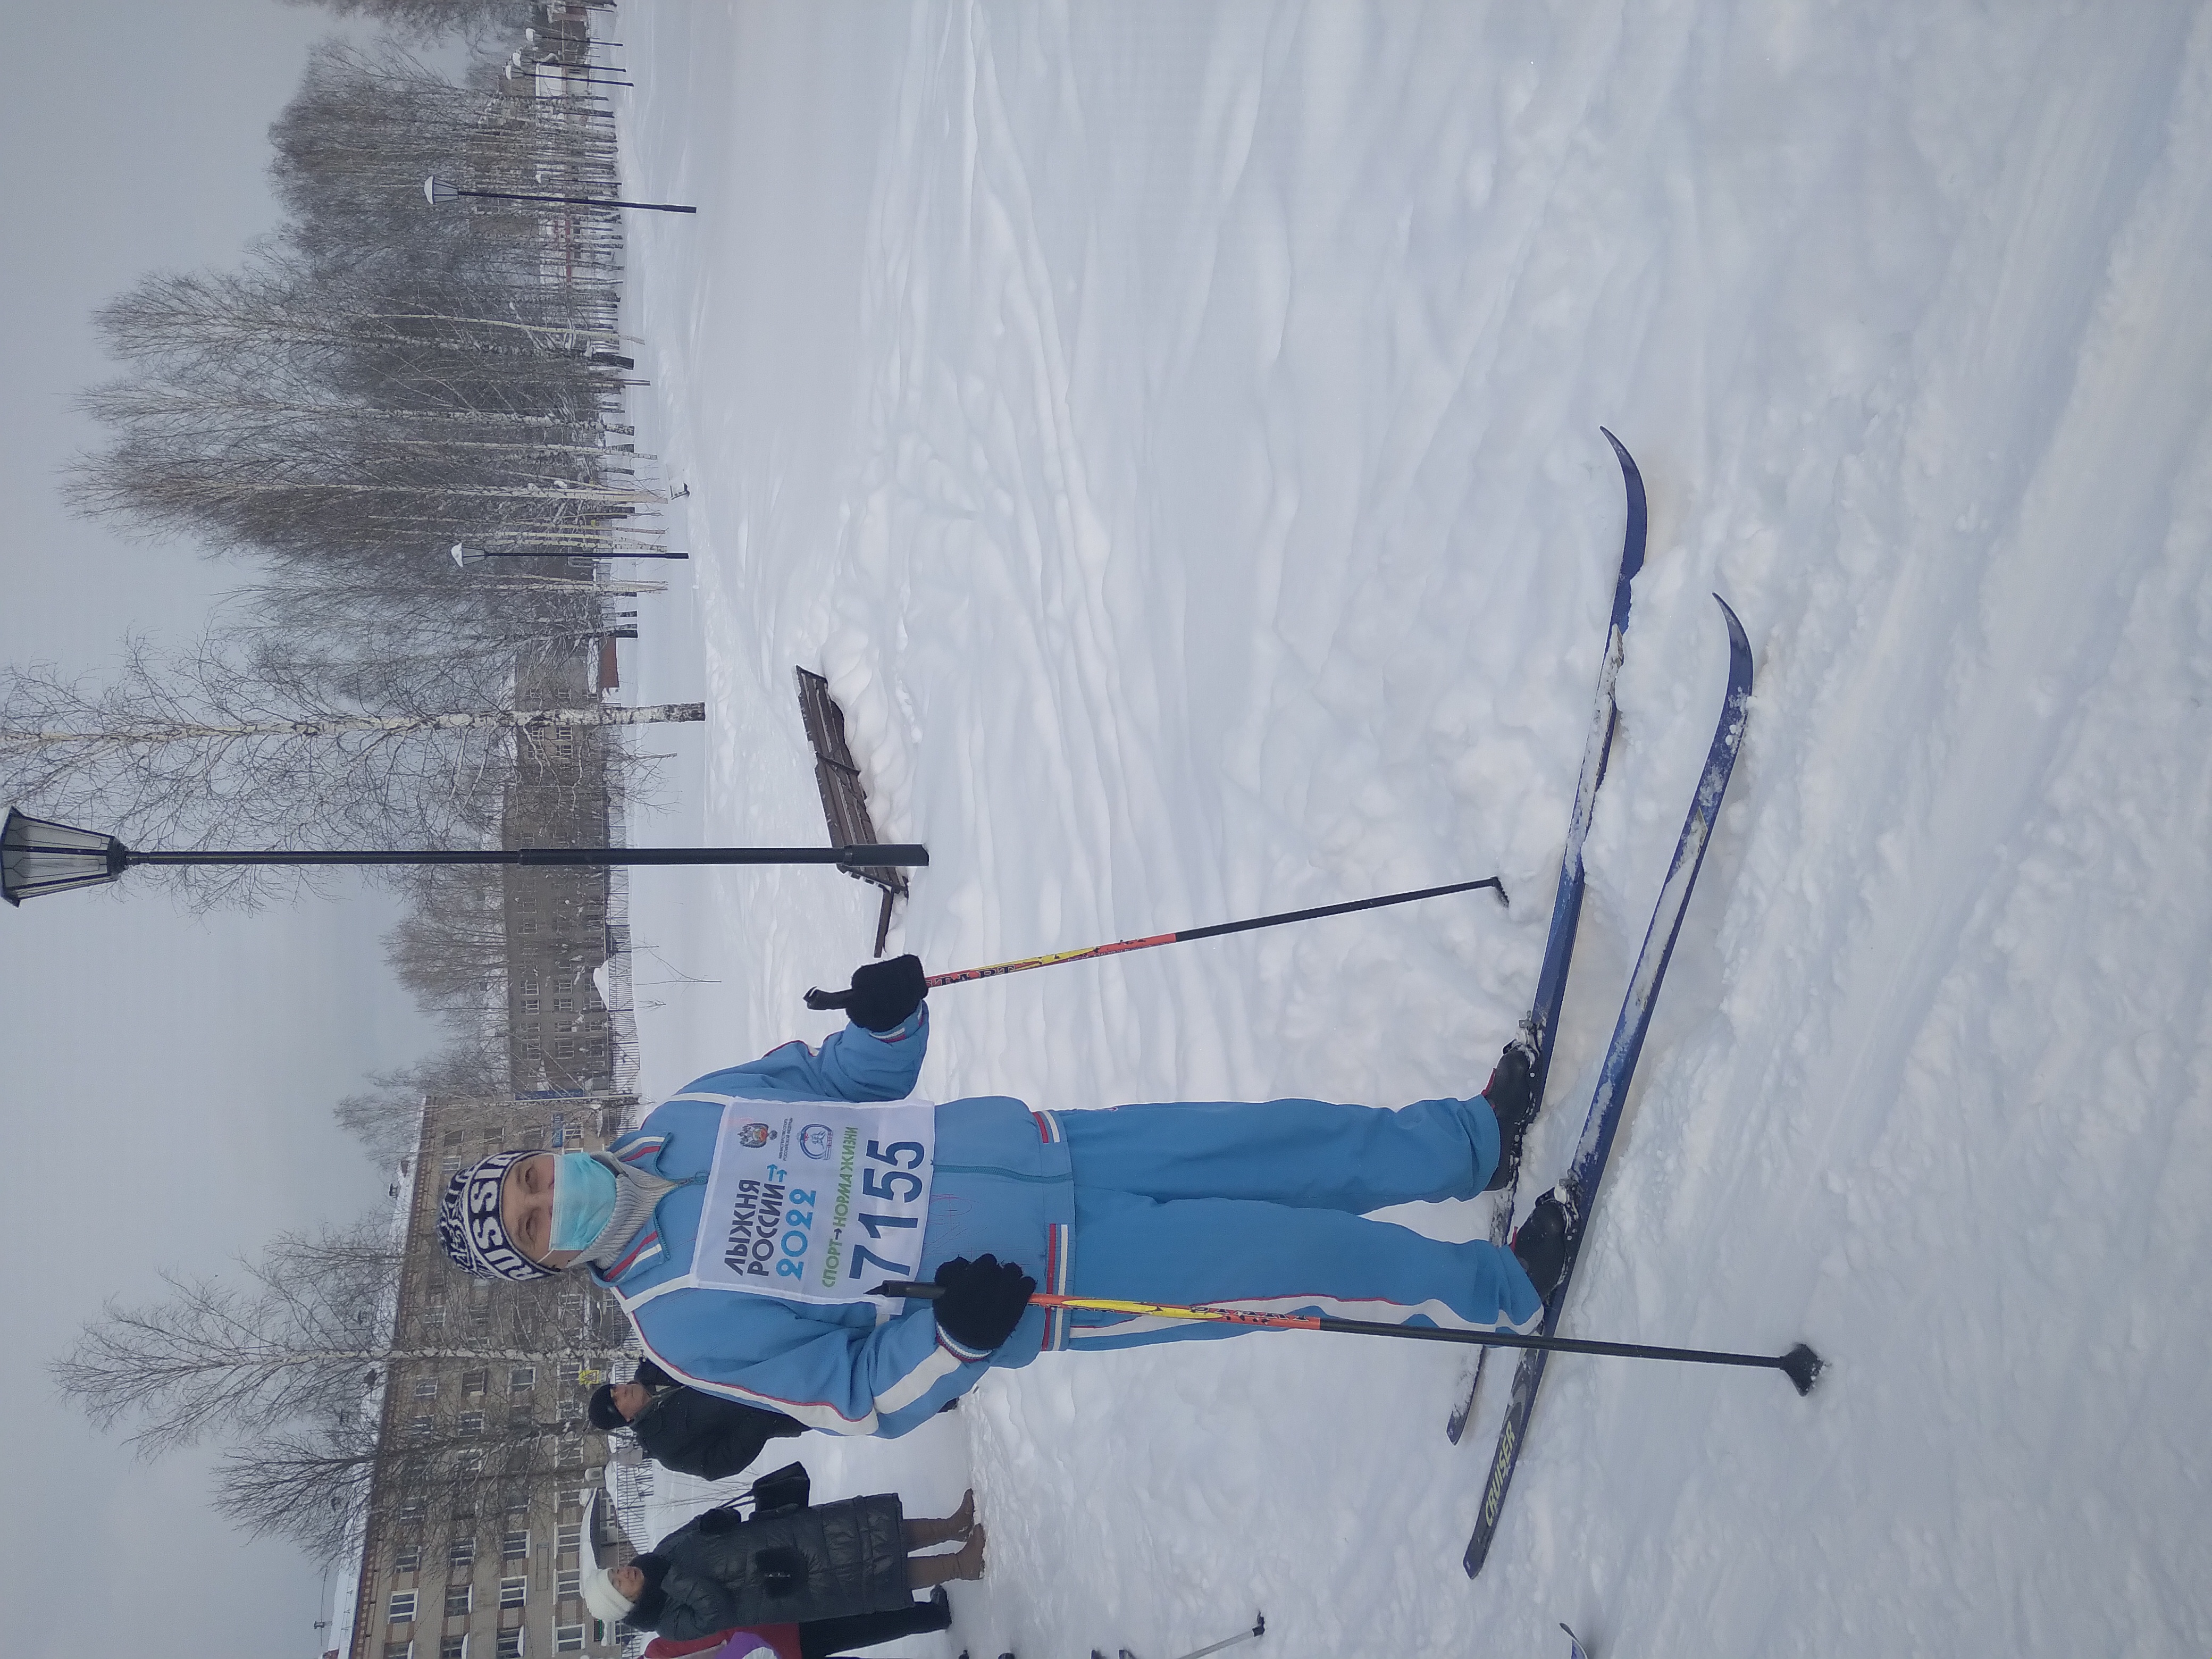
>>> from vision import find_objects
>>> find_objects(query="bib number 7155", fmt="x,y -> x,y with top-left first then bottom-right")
848,1139 -> 927,1280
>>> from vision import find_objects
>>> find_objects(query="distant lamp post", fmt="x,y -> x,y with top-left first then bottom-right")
424,175 -> 694,215
1,807 -> 926,907
527,28 -> 627,48
453,542 -> 686,567
507,56 -> 633,89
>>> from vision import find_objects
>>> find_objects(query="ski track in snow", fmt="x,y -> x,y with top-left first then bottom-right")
613,5 -> 2212,1655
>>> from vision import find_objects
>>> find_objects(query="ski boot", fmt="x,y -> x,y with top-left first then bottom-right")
1481,1038 -> 1540,1192
1511,1184 -> 1579,1301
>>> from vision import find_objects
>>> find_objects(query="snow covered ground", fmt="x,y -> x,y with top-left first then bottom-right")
608,5 -> 2212,1655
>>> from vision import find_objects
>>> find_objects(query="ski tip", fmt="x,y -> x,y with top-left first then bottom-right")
1253,1612 -> 1266,1636
1560,1622 -> 1590,1659
1780,1341 -> 1826,1396
1598,426 -> 1633,472
1711,591 -> 1749,649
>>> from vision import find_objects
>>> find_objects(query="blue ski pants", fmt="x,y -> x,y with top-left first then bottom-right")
1056,1093 -> 1543,1348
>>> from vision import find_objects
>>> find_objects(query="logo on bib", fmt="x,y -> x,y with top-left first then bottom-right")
736,1121 -> 773,1149
799,1124 -> 833,1160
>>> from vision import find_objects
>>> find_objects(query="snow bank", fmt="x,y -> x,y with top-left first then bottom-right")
611,4 -> 2212,1655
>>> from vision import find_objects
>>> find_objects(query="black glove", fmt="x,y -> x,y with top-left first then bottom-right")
803,953 -> 927,1030
695,1506 -> 745,1536
931,1254 -> 1036,1353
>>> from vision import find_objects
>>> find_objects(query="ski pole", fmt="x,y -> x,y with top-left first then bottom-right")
1172,1613 -> 1264,1659
813,876 -> 1509,1004
871,1283 -> 1824,1396
1095,1614 -> 1263,1659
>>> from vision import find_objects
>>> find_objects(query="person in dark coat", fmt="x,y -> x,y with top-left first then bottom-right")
583,1490 -> 982,1638
591,1360 -> 806,1483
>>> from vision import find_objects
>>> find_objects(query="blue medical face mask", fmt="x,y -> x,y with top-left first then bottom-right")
550,1153 -> 619,1253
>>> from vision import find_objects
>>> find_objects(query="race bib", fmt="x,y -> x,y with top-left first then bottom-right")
688,1099 -> 936,1304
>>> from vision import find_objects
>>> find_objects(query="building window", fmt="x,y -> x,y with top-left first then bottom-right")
392,1546 -> 422,1573
554,997 -> 575,1013
386,1645 -> 414,1659
423,1307 -> 447,1328
448,1538 -> 476,1568
441,1640 -> 468,1659
502,1531 -> 530,1560
441,1158 -> 462,1179
413,1378 -> 439,1400
409,1416 -> 434,1438
556,1525 -> 581,1555
458,1411 -> 485,1436
463,1369 -> 489,1395
557,1361 -> 583,1385
509,1365 -> 538,1389
496,1635 -> 524,1659
445,1586 -> 473,1618
556,1438 -> 583,1468
554,1628 -> 585,1654
499,1578 -> 527,1610
398,1499 -> 426,1525
388,1592 -> 417,1623
555,1571 -> 580,1598
456,1452 -> 483,1476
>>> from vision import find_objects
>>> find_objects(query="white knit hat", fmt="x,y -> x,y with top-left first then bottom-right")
581,1566 -> 636,1625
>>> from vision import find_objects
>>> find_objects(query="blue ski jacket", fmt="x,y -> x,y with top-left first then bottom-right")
590,1008 -> 1068,1437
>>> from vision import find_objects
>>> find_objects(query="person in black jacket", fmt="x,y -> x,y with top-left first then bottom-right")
590,1360 -> 807,1483
584,1489 -> 983,1637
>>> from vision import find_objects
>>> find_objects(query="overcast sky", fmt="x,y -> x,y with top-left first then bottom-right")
0,5 -> 453,1656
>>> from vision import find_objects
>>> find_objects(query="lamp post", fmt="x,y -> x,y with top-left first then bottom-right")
453,542 -> 686,568
1,808 -> 925,907
508,57 -> 634,88
425,175 -> 694,215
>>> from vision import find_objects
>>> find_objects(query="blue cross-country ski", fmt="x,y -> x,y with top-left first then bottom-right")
1446,428 -> 1647,1445
1463,594 -> 1756,1578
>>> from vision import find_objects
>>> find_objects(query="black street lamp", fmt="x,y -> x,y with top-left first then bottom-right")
424,175 -> 695,215
1,808 -> 925,907
508,56 -> 634,88
452,542 -> 686,567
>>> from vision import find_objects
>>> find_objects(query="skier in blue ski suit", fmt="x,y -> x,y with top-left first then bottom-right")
439,958 -> 1547,1439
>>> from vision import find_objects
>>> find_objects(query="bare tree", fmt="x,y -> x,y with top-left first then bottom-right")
212,1405 -> 600,1557
2,635 -> 699,905
55,1216 -> 632,1553
50,1222 -> 583,1452
279,0 -> 535,47
336,1042 -> 513,1167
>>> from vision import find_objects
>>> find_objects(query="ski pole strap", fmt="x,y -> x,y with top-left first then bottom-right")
921,876 -> 1506,987
868,1282 -> 1823,1394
